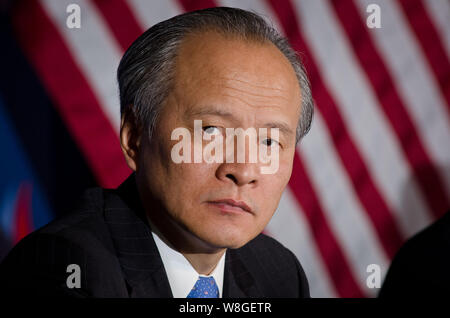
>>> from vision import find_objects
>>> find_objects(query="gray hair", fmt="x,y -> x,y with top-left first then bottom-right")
118,7 -> 313,144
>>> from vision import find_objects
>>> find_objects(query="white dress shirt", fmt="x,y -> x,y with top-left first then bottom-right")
151,231 -> 226,298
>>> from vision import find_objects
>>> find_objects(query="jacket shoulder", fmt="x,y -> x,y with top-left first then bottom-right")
235,233 -> 310,297
35,187 -> 105,235
0,187 -> 127,297
17,186 -> 114,256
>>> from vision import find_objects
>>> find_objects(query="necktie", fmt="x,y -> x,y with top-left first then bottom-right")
187,276 -> 219,298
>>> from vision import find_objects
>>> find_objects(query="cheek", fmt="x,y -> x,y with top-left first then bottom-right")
171,162 -> 216,186
257,156 -> 293,214
264,153 -> 293,191
161,162 -> 218,211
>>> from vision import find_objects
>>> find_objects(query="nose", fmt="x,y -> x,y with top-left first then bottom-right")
216,162 -> 259,186
215,128 -> 262,186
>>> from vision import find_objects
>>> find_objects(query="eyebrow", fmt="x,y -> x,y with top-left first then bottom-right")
185,107 -> 234,119
185,106 -> 295,137
262,122 -> 295,137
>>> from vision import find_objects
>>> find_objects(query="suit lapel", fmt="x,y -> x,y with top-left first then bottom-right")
104,174 -> 173,298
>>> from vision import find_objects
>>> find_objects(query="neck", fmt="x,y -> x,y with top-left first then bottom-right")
183,250 -> 226,275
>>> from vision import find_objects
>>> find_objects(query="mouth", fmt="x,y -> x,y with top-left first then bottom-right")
206,198 -> 253,215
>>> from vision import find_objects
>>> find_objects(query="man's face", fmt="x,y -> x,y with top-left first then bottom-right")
136,32 -> 301,249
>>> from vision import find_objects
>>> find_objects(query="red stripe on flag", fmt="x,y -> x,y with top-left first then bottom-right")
330,0 -> 449,219
290,152 -> 365,297
92,0 -> 143,52
267,0 -> 404,259
177,0 -> 217,11
12,0 -> 131,188
399,0 -> 450,117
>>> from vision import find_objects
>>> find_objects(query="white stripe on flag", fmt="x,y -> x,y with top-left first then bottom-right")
423,0 -> 450,59
294,0 -> 432,236
266,188 -> 337,298
126,0 -> 182,30
219,0 -> 284,32
300,112 -> 389,296
356,0 -> 450,197
41,0 -> 122,133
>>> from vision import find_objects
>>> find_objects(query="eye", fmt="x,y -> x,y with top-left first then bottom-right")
203,126 -> 221,136
262,138 -> 280,147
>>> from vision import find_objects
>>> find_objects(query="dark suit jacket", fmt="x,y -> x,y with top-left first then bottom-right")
0,174 -> 309,298
379,211 -> 450,297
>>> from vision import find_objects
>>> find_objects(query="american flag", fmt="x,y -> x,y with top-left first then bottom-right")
0,0 -> 449,297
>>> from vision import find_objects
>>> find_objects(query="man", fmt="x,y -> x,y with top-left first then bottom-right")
0,7 -> 313,298
379,211 -> 450,297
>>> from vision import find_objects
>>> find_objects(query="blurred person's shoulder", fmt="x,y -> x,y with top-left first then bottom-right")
400,211 -> 450,253
379,211 -> 450,297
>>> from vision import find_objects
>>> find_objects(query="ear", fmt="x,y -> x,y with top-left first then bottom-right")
120,110 -> 142,172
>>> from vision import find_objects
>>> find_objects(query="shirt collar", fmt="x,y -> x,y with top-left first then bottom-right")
151,230 -> 226,298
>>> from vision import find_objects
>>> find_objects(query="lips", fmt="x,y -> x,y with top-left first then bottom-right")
207,198 -> 253,214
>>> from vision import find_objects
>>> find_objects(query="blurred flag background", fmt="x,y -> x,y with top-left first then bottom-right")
0,0 -> 449,297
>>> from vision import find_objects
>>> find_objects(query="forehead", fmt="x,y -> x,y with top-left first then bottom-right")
169,31 -> 301,124
175,31 -> 299,91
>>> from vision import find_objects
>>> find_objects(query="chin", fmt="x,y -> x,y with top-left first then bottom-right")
197,226 -> 258,250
